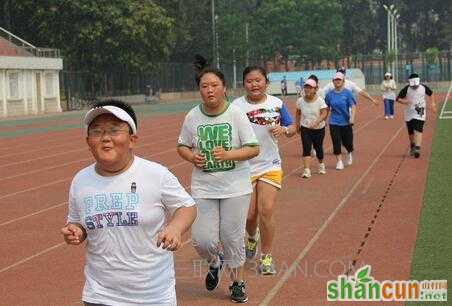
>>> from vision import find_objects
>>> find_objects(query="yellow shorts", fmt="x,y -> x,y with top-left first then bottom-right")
251,170 -> 283,189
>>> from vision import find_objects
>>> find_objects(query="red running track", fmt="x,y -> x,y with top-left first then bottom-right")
0,98 -> 437,305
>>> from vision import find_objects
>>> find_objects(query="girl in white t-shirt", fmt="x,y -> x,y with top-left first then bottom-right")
381,72 -> 397,119
177,60 -> 259,303
61,100 -> 197,306
295,76 -> 329,178
233,66 -> 295,276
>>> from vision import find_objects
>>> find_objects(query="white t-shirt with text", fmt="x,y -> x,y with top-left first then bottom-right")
177,103 -> 258,198
67,156 -> 195,306
233,95 -> 292,176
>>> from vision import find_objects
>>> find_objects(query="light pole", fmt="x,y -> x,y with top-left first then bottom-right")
215,15 -> 220,69
383,4 -> 399,82
211,0 -> 216,68
394,14 -> 400,83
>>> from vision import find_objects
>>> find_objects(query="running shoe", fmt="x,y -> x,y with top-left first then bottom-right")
347,152 -> 353,165
302,168 -> 311,178
336,160 -> 344,170
205,253 -> 224,291
229,281 -> 248,303
259,254 -> 277,275
318,163 -> 326,174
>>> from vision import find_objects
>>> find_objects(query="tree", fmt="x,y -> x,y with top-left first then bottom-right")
7,0 -> 175,73
339,0 -> 377,55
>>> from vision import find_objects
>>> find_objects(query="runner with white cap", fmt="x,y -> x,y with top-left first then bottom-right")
381,72 -> 397,119
321,68 -> 378,105
62,100 -> 197,306
324,72 -> 357,170
296,76 -> 329,178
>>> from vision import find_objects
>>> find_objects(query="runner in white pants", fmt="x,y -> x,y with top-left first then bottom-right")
177,58 -> 259,303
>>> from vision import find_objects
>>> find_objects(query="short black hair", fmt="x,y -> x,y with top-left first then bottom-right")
408,73 -> 419,79
308,74 -> 319,83
337,67 -> 346,75
193,55 -> 226,87
92,99 -> 138,130
195,67 -> 226,87
242,66 -> 269,83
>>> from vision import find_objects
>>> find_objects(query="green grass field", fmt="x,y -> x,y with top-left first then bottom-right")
409,100 -> 452,305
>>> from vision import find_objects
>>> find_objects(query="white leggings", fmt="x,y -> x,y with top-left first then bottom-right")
191,195 -> 250,269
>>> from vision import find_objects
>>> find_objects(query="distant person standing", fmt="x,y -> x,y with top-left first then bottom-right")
295,76 -> 304,98
396,73 -> 436,158
381,72 -> 397,119
322,68 -> 378,105
281,75 -> 288,97
325,72 -> 356,170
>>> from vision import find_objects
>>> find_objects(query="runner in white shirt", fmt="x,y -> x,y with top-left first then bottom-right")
233,66 -> 295,276
296,77 -> 329,178
61,100 -> 196,306
177,61 -> 259,303
321,68 -> 378,105
396,73 -> 436,158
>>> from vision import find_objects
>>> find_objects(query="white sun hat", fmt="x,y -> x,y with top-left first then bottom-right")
84,105 -> 137,135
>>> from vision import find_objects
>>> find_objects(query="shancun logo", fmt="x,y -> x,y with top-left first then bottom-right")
197,123 -> 235,172
327,265 -> 447,302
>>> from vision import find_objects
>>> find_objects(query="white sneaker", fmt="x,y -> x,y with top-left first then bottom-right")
384,116 -> 389,119
347,152 -> 353,166
302,168 -> 311,178
390,115 -> 394,119
336,160 -> 344,170
318,163 -> 326,174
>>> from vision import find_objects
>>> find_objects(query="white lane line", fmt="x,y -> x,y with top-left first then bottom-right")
0,242 -> 66,274
0,145 -> 176,182
0,239 -> 193,274
0,202 -> 67,227
282,114 -> 382,180
0,118 -> 181,157
259,124 -> 405,306
0,113 -> 381,277
439,81 -> 452,119
0,113 -> 380,225
0,124 -> 180,169
361,177 -> 375,195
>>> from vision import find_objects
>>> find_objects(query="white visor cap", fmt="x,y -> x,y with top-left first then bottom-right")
84,105 -> 137,135
409,77 -> 420,87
